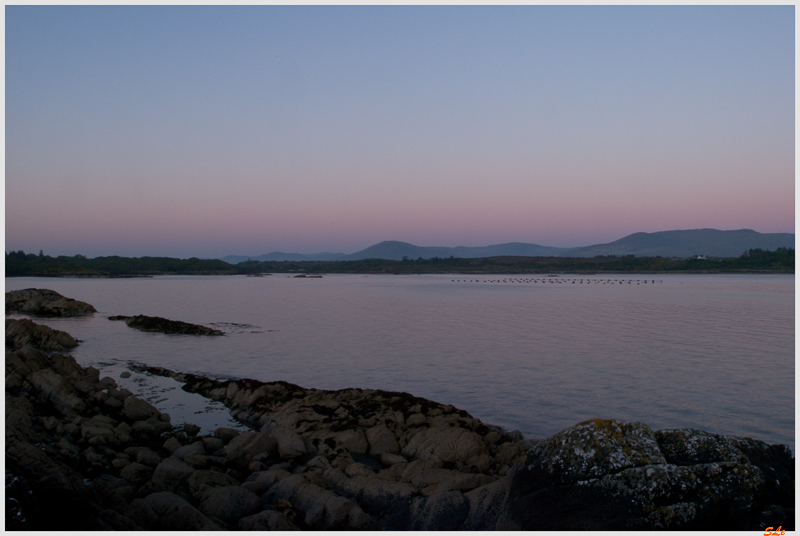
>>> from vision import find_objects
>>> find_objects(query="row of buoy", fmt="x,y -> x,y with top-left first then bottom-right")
451,278 -> 662,285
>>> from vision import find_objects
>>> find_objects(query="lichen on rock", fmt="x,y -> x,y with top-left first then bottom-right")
525,418 -> 666,480
499,419 -> 794,531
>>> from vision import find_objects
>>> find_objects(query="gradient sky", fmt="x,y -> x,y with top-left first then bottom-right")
5,5 -> 795,258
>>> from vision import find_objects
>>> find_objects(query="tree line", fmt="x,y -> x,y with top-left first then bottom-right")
6,247 -> 794,277
5,252 -> 234,277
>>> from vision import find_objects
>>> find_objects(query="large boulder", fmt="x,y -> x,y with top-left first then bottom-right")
26,368 -> 86,414
120,463 -> 154,485
353,476 -> 417,517
6,346 -> 49,381
499,419 -> 791,531
260,473 -> 338,527
135,448 -> 163,467
123,396 -> 161,422
329,428 -> 368,454
522,418 -> 666,482
656,428 -> 750,465
401,426 -> 487,465
214,427 -> 241,443
408,491 -> 470,530
6,395 -> 36,443
224,431 -> 277,469
6,288 -> 96,317
270,427 -> 307,459
150,458 -> 195,492
171,441 -> 206,461
656,428 -> 795,523
366,424 -> 400,455
320,494 -> 371,530
461,479 -> 507,530
186,470 -> 241,498
199,485 -> 261,524
142,492 -> 220,530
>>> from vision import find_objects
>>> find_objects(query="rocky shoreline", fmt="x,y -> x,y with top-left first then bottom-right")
5,290 -> 795,530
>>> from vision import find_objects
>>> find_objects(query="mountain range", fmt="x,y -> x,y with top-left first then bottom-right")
222,229 -> 795,264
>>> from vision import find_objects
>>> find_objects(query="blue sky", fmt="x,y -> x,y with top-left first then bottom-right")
5,5 -> 794,258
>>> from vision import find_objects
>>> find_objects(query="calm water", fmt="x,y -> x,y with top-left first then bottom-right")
5,274 -> 795,450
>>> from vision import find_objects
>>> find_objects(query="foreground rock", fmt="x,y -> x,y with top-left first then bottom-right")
142,366 -> 795,531
109,315 -> 224,336
5,316 -> 794,530
6,288 -> 97,317
498,419 -> 794,530
6,318 -> 79,352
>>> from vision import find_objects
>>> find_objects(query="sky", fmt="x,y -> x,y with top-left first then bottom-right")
5,5 -> 795,259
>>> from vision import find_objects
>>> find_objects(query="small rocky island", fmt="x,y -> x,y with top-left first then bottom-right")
5,290 -> 794,530
109,315 -> 225,336
6,288 -> 97,317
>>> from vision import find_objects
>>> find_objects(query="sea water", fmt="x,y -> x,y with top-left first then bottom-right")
5,273 -> 794,450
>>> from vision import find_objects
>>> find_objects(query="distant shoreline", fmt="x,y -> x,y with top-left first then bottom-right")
5,270 -> 795,278
5,248 -> 795,278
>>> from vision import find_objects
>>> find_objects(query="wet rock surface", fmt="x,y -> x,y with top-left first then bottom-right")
6,288 -> 97,317
110,315 -> 225,336
5,294 -> 794,530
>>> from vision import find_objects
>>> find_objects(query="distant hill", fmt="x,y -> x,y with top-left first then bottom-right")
223,229 -> 794,263
341,241 -> 563,261
223,251 -> 345,263
558,229 -> 795,258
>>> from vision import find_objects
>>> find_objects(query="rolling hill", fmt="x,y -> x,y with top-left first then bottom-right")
558,229 -> 795,258
223,229 -> 794,263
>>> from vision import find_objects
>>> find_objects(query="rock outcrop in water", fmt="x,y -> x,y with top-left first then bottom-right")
6,318 -> 80,352
109,315 -> 224,336
6,288 -> 97,317
4,290 -> 794,530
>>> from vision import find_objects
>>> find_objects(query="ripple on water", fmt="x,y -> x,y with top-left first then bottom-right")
4,274 -> 794,451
